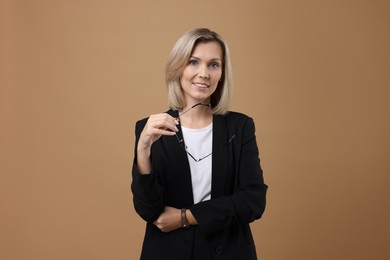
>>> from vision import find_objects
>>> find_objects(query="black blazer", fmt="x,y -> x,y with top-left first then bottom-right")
131,110 -> 267,260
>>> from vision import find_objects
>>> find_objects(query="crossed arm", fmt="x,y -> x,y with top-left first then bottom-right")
133,113 -> 197,232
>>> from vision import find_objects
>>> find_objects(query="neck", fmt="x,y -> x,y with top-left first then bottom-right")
179,103 -> 212,128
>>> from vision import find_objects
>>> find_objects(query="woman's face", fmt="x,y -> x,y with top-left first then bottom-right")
180,41 -> 223,106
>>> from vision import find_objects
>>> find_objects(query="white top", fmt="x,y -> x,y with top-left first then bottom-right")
181,123 -> 213,204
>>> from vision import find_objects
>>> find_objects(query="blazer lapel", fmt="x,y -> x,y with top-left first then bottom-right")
211,114 -> 229,198
163,109 -> 194,205
163,110 -> 232,203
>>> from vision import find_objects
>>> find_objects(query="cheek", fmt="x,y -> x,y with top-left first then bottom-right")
214,71 -> 223,82
180,69 -> 187,83
181,69 -> 192,82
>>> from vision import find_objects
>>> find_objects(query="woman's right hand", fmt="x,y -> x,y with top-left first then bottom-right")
136,113 -> 178,174
138,113 -> 179,150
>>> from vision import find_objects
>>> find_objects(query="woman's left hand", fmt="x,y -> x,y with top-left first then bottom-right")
153,206 -> 181,232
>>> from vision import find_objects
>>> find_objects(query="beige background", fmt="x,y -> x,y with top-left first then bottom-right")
1,0 -> 389,259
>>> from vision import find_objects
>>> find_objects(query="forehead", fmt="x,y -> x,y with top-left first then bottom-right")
191,41 -> 223,60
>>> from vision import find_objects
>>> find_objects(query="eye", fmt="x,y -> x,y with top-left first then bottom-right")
189,59 -> 198,66
209,62 -> 220,69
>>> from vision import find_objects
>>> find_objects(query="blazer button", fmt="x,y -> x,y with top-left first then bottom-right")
215,245 -> 223,255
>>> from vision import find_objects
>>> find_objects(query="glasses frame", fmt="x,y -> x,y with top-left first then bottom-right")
174,133 -> 213,162
173,103 -> 235,162
174,128 -> 235,163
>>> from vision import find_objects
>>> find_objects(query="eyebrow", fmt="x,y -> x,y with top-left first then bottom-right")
190,56 -> 221,62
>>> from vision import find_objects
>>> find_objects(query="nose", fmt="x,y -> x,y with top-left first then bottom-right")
198,65 -> 210,79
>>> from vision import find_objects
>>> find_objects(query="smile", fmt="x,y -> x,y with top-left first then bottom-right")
193,82 -> 210,88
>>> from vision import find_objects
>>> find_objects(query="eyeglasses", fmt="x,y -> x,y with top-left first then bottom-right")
174,131 -> 235,162
174,135 -> 212,162
174,103 -> 235,162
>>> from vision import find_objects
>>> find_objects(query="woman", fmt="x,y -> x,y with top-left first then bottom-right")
131,28 -> 267,260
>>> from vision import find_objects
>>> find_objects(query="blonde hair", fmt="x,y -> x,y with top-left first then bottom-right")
166,28 -> 233,115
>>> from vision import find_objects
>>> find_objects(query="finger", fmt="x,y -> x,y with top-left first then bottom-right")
150,128 -> 176,137
151,114 -> 179,129
148,119 -> 178,133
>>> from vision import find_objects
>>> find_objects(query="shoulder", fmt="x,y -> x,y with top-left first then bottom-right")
222,111 -> 254,126
225,111 -> 251,120
217,111 -> 257,137
134,117 -> 148,136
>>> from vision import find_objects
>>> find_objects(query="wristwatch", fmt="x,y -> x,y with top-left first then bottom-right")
181,208 -> 190,228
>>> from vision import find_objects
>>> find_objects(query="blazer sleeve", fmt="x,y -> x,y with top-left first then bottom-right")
131,119 -> 164,223
189,116 -> 268,236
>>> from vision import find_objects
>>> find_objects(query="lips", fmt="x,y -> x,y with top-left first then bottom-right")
193,82 -> 210,88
